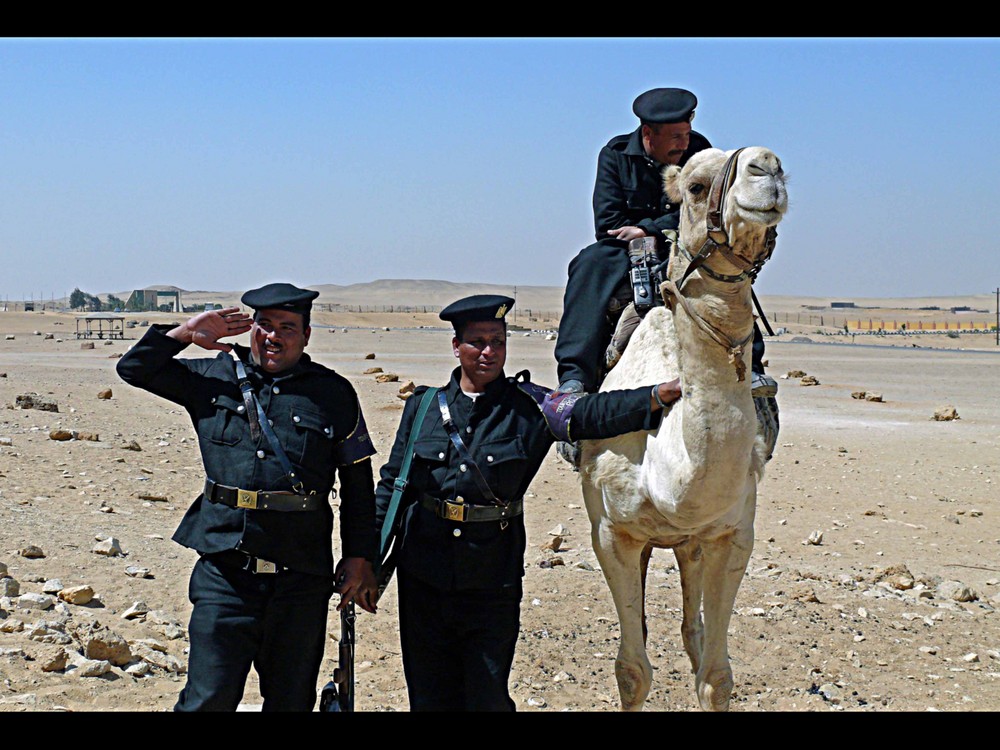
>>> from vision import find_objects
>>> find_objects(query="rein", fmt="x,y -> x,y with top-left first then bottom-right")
660,148 -> 778,382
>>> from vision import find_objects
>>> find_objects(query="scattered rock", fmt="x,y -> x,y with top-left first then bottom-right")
20,545 -> 45,559
548,524 -> 568,536
364,353 -> 376,360
818,683 -> 843,704
3,335 -> 13,341
92,537 -> 124,557
936,580 -> 978,602
49,429 -> 74,441
0,647 -> 27,660
80,342 -> 95,350
851,391 -> 866,399
919,646 -> 938,655
44,333 -> 54,340
805,530 -> 823,545
136,494 -> 168,503
526,696 -> 546,708
39,647 -> 68,672
41,579 -> 63,594
121,440 -> 143,451
75,658 -> 111,677
375,373 -> 399,383
933,406 -> 959,421
97,388 -> 113,399
398,381 -> 415,395
0,437 -> 11,446
124,566 -> 152,579
121,601 -> 150,620
362,367 -> 383,375
26,621 -> 71,644
125,660 -> 152,676
15,393 -> 58,412
800,375 -> 820,386
398,391 -> 414,401
963,652 -> 979,663
541,535 -> 563,552
16,593 -> 56,611
76,432 -> 99,442
58,585 -> 95,606
0,578 -> 20,597
131,642 -> 185,673
146,611 -> 186,640
787,370 -> 807,378
82,627 -> 133,666
864,392 -> 884,402
790,585 -> 821,603
0,561 -> 7,576
545,334 -> 556,341
574,561 -> 595,572
553,671 -> 576,683
0,620 -> 25,633
874,563 -> 915,590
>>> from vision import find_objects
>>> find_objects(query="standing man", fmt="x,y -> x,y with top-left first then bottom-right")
117,283 -> 378,711
554,86 -> 775,397
375,294 -> 682,711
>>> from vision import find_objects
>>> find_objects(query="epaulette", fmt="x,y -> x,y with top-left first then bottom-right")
511,369 -> 552,408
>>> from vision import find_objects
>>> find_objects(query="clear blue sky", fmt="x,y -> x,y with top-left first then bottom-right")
2,37 -> 997,300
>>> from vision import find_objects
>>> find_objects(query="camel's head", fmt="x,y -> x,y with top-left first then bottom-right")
663,147 -> 788,271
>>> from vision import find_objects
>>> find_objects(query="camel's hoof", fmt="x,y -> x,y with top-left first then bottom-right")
696,669 -> 734,712
615,659 -> 651,712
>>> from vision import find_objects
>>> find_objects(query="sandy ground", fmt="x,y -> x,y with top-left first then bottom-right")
1,307 -> 998,712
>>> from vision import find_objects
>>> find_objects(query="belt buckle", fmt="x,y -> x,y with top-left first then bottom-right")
254,558 -> 277,574
237,489 -> 258,510
443,501 -> 466,522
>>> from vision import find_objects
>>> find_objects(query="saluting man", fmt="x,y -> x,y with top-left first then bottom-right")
117,283 -> 378,711
375,294 -> 682,711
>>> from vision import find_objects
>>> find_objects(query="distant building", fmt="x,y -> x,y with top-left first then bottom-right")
124,288 -> 182,313
830,301 -> 856,308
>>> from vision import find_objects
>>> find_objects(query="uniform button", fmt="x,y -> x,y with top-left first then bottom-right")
237,405 -> 245,413
452,528 -> 462,538
664,204 -> 671,210
456,496 -> 464,504
487,455 -> 494,462
465,426 -> 472,434
210,397 -> 217,404
256,450 -> 265,459
272,386 -> 280,394
459,464 -> 467,472
268,419 -> 274,426
293,415 -> 301,423
324,427 -> 332,435
438,452 -> 445,459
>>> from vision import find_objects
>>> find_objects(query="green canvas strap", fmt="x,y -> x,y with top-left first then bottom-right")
378,387 -> 439,557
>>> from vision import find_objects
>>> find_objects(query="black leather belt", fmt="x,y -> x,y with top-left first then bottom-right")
207,549 -> 285,574
420,494 -> 523,523
204,479 -> 324,512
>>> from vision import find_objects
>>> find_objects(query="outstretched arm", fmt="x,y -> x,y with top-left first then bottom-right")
542,379 -> 682,442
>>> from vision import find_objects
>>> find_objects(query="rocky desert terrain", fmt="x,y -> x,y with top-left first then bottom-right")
1,293 -> 998,712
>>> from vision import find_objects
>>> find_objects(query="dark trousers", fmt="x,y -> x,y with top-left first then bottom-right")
556,238 -> 766,391
174,553 -> 334,712
397,569 -> 521,712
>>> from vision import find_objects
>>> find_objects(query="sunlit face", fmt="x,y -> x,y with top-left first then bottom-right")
643,121 -> 692,166
453,320 -> 507,390
250,308 -> 310,374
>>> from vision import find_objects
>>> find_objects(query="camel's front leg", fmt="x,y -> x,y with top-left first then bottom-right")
590,515 -> 652,711
673,538 -> 705,675
695,494 -> 756,712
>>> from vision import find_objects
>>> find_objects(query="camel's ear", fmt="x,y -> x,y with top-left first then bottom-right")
663,165 -> 684,203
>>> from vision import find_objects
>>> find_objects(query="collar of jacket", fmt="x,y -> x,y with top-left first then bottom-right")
624,126 -> 648,158
446,366 -> 509,406
231,343 -> 312,381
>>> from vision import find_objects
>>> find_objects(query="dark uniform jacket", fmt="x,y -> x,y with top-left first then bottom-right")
374,367 -> 662,591
117,325 -> 377,577
592,126 -> 712,241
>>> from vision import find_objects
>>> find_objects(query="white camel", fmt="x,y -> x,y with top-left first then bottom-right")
580,146 -> 788,711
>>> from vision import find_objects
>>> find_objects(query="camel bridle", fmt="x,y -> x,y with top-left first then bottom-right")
660,147 -> 779,382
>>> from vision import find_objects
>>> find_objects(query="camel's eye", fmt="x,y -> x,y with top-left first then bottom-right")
688,183 -> 706,196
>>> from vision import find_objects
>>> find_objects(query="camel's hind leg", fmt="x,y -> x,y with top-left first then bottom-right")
639,543 -> 653,646
588,513 -> 652,711
673,539 -> 705,675
695,503 -> 755,712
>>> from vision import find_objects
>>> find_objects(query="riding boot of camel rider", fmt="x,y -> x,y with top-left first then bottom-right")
554,87 -> 777,399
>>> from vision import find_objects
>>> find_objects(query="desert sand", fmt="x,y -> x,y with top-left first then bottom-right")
1,287 -> 998,712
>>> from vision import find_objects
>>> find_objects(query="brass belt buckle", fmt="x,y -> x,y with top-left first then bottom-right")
237,489 -> 259,510
254,558 -> 277,574
443,501 -> 466,522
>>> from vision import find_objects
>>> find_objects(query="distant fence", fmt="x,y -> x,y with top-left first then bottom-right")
769,311 -> 996,333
